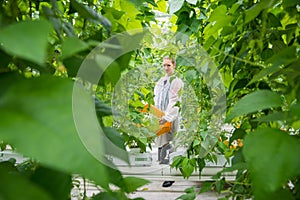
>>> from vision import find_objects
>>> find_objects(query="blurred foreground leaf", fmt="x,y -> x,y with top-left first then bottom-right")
0,73 -> 111,189
0,162 -> 53,200
243,128 -> 300,199
0,20 -> 52,66
226,90 -> 283,122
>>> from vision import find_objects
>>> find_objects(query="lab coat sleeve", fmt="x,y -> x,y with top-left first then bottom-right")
162,78 -> 184,122
154,78 -> 163,106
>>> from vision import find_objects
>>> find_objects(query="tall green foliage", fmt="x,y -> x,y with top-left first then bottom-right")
167,0 -> 300,199
0,0 -> 149,199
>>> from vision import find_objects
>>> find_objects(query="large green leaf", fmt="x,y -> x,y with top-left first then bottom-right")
112,0 -> 142,30
90,191 -> 127,200
252,112 -> 287,122
102,127 -> 128,163
61,37 -> 89,60
0,73 -> 111,189
101,61 -> 121,86
123,176 -> 150,193
244,0 -> 276,24
63,56 -> 84,77
253,103 -> 300,128
0,49 -> 12,68
250,46 -> 298,84
282,0 -> 299,7
103,7 -> 125,20
243,128 -> 300,199
226,90 -> 283,122
0,162 -> 53,200
0,20 -> 52,66
30,166 -> 72,200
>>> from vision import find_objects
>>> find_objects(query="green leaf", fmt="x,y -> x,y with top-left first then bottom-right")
129,0 -> 157,7
184,186 -> 195,193
169,0 -> 185,14
190,17 -> 201,33
252,112 -> 287,122
0,49 -> 12,68
288,103 -> 300,129
0,163 -> 53,200
175,192 -> 196,200
226,90 -> 283,122
145,0 -> 158,6
102,127 -> 128,163
250,46 -> 298,84
244,0 -> 276,24
266,187 -> 295,200
253,103 -> 300,123
209,5 -> 229,22
91,191 -> 127,200
215,177 -> 225,193
63,56 -> 84,77
103,7 -> 125,20
282,0 -> 299,7
102,61 -> 121,86
199,181 -> 214,193
181,158 -> 195,178
0,74 -> 111,189
193,139 -> 201,147
185,69 -> 198,82
61,37 -> 89,60
290,103 -> 300,119
157,0 -> 167,12
30,166 -> 72,200
123,176 -> 150,193
70,0 -> 111,31
221,26 -> 235,36
171,155 -> 184,168
267,12 -> 282,28
204,5 -> 234,39
0,20 -> 52,66
243,128 -> 300,198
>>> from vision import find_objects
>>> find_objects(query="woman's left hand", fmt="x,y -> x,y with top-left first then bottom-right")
159,118 -> 167,125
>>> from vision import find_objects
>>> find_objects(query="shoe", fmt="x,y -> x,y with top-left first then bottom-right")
162,181 -> 175,187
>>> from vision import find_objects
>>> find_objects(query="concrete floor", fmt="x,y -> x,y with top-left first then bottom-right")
1,148 -> 232,200
72,147 -> 234,200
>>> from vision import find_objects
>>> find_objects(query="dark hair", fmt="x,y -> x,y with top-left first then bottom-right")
163,56 -> 176,66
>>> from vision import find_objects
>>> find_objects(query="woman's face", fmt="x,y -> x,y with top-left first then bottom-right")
163,58 -> 175,76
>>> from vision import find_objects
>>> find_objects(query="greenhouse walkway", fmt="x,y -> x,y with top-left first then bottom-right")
72,147 -> 234,200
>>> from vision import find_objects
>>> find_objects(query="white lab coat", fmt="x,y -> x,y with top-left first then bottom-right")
154,75 -> 184,147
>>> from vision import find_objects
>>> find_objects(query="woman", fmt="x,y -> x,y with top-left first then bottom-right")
154,55 -> 184,187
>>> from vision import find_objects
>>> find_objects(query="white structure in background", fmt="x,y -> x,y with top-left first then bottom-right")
0,149 -> 27,164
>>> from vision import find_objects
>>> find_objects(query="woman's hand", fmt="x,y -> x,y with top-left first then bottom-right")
159,118 -> 167,125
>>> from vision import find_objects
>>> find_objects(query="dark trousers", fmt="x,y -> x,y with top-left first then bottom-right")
158,143 -> 171,164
